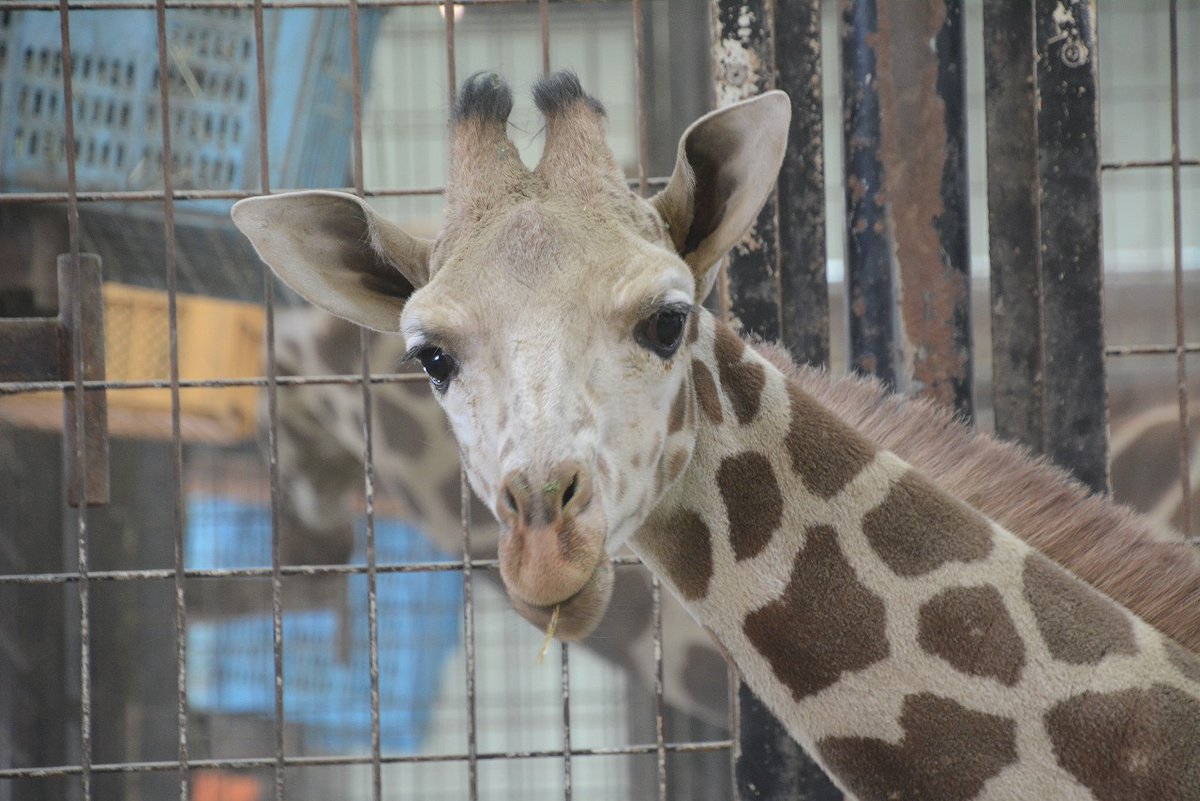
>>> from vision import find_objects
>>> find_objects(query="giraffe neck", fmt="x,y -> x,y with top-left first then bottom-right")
631,312 -> 1200,801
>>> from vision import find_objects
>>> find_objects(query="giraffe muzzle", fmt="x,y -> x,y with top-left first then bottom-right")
496,461 -> 607,609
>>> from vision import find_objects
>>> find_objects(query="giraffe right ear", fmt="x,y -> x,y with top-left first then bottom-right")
652,91 -> 790,301
232,190 -> 431,332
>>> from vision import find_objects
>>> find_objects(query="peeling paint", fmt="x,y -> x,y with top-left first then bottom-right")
713,37 -> 763,106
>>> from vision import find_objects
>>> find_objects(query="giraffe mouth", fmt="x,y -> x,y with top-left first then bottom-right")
505,557 -> 615,642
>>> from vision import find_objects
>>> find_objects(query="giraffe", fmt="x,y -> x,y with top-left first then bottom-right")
234,72 -> 1200,799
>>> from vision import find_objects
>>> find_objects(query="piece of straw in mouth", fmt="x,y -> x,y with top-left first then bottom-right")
536,604 -> 562,664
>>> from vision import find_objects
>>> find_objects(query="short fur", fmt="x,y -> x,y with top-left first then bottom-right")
755,342 -> 1200,654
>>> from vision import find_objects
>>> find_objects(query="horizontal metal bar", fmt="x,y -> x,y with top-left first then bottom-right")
0,178 -> 670,207
0,371 -> 426,395
1106,342 -> 1200,357
0,554 -> 646,585
1102,158 -> 1200,171
0,186 -> 445,206
0,0 -> 532,10
0,740 -> 734,779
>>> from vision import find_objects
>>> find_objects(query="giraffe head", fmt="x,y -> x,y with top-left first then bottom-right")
232,72 -> 789,639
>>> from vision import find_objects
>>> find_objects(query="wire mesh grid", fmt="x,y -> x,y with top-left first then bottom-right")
2,2 -> 1197,800
0,2 -> 730,800
1098,0 -> 1197,541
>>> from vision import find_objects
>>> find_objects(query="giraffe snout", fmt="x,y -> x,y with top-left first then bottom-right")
496,461 -> 605,607
497,461 -> 591,529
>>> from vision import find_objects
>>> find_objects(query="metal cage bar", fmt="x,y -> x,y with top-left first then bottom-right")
2,3 -> 1196,800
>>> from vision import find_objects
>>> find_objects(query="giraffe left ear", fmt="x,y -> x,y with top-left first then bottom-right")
652,91 -> 791,300
232,190 -> 431,332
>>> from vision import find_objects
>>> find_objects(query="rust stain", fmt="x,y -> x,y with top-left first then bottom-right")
874,0 -> 968,409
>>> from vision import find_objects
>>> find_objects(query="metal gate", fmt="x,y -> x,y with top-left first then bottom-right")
0,1 -> 1195,800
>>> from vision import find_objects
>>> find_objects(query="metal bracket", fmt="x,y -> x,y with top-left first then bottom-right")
0,253 -> 109,506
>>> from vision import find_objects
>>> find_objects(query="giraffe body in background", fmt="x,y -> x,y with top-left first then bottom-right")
236,72 -> 1200,800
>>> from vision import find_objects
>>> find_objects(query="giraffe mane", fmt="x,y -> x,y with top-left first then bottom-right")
753,342 -> 1200,656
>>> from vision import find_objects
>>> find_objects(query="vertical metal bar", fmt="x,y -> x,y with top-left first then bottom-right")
539,0 -> 550,76
715,3 -> 840,796
774,0 -> 828,369
984,0 -> 1108,492
561,642 -> 572,801
633,0 -> 648,198
1036,0 -> 1108,491
444,0 -> 456,106
841,0 -> 894,388
152,2 -> 189,798
441,7 -> 475,799
840,0 -> 973,419
55,3 -> 91,798
983,0 -> 1045,452
652,577 -> 666,801
712,0 -> 782,341
633,7 -> 666,797
59,255 -> 108,507
250,1 -> 285,797
1168,0 -> 1192,536
460,470 -> 479,801
347,3 -> 383,799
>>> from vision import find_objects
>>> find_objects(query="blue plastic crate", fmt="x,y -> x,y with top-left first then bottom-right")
0,5 -> 383,209
186,497 -> 462,753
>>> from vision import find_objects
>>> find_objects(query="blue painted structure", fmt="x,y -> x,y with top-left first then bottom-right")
186,497 -> 461,753
0,6 -> 384,211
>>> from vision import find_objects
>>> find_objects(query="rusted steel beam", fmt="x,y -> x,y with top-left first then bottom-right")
983,0 -> 1109,492
983,0 -> 1043,452
841,0 -> 973,420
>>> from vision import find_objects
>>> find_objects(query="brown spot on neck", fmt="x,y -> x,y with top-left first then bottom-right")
691,360 -> 724,425
717,452 -> 782,561
917,585 -> 1025,686
743,525 -> 888,699
819,694 -> 1018,801
643,507 -> 713,601
713,324 -> 765,425
1045,685 -> 1200,800
861,471 -> 993,577
784,382 -> 874,499
667,380 -> 688,434
1023,554 -> 1139,665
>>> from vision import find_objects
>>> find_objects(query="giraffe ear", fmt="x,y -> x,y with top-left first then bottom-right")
232,190 -> 431,332
651,91 -> 791,300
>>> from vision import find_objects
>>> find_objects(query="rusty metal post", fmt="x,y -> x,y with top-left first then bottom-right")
776,0 -> 830,370
983,0 -> 1109,491
841,0 -> 974,420
59,253 -> 109,507
712,1 -> 842,799
711,0 -> 782,338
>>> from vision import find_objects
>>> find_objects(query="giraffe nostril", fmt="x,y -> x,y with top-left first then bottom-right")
504,486 -> 519,514
562,474 -> 579,509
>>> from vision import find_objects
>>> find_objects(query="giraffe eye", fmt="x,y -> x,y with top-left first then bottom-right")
636,307 -> 689,359
416,346 -> 457,389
